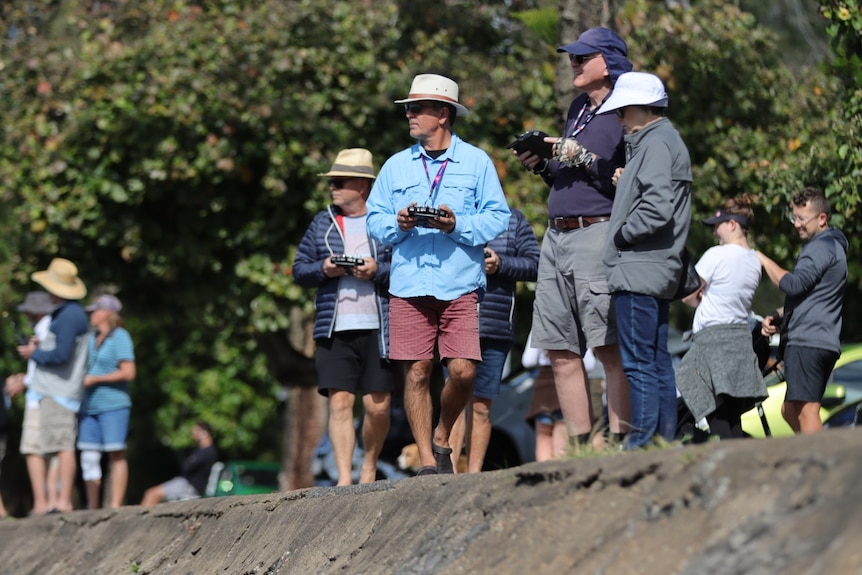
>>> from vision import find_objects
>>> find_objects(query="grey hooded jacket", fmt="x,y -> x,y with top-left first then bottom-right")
603,117 -> 692,298
781,226 -> 848,354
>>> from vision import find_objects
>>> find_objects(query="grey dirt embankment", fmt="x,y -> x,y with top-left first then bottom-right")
1,428 -> 860,575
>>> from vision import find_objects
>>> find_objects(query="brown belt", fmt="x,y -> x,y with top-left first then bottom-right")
548,216 -> 611,231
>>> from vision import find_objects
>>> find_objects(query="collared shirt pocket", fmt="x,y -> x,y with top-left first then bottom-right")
438,173 -> 479,215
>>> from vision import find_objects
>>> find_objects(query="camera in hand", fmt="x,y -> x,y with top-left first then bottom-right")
8,318 -> 29,346
408,205 -> 449,228
506,130 -> 553,161
331,254 -> 365,268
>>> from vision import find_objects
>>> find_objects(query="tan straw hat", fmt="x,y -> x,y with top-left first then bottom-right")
318,148 -> 377,179
31,258 -> 87,300
394,74 -> 470,116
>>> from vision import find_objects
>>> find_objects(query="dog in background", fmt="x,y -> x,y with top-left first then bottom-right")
398,443 -> 468,474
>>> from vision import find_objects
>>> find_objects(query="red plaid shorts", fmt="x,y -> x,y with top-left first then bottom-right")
389,293 -> 481,362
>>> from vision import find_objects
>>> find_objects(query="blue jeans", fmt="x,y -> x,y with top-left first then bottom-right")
614,293 -> 676,449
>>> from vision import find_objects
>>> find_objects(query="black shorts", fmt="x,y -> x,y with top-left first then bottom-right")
315,330 -> 394,397
783,345 -> 839,403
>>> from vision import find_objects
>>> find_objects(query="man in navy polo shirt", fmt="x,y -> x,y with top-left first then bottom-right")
513,28 -> 633,450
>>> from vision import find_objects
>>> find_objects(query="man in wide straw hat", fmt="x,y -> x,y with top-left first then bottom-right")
16,258 -> 90,513
293,148 -> 394,486
367,74 -> 510,475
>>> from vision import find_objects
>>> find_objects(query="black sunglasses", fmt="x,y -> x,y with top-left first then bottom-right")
327,178 -> 354,188
614,107 -> 627,118
568,53 -> 601,65
404,102 -> 440,115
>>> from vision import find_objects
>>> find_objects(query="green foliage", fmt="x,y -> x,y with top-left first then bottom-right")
620,0 -> 861,320
0,0 -> 553,458
0,0 -> 859,471
819,0 -> 862,279
513,6 -> 561,47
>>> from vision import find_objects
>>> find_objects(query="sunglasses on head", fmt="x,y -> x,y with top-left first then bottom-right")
327,178 -> 354,188
404,102 -> 440,114
568,53 -> 601,65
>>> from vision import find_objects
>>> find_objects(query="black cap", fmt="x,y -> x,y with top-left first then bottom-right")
702,209 -> 751,228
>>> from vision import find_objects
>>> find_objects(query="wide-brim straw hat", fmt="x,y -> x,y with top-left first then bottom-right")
317,148 -> 377,179
394,74 -> 470,116
31,258 -> 87,300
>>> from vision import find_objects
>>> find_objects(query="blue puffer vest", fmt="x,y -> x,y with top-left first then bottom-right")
292,205 -> 392,358
480,208 -> 540,341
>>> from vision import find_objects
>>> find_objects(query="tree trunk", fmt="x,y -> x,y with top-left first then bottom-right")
257,308 -> 323,491
282,386 -> 328,490
555,0 -> 620,119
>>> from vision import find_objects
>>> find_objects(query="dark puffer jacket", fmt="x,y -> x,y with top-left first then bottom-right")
293,205 -> 392,358
481,208 -> 540,341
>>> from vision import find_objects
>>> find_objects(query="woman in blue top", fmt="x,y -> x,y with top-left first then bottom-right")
77,294 -> 135,508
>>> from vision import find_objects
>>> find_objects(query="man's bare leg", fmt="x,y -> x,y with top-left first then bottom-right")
46,456 -> 60,510
359,392 -> 391,484
328,390 -> 357,486
594,344 -> 631,436
432,358 -> 475,451
447,402 -> 467,472
25,454 -> 49,514
549,350 -> 605,450
403,359 -> 436,469
55,450 -> 76,512
465,397 -> 492,472
793,400 -> 823,434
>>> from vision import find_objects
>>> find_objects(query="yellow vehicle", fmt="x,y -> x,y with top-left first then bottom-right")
741,343 -> 862,437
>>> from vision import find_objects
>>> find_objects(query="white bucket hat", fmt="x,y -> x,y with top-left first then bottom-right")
598,71 -> 668,115
394,74 -> 470,116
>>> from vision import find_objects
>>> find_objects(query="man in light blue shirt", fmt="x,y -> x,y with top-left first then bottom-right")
367,74 -> 509,475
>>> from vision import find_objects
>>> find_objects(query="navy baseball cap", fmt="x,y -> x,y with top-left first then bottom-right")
557,28 -> 633,84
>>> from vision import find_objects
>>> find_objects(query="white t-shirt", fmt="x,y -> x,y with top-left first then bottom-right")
24,314 -> 53,408
522,331 -> 595,371
335,215 -> 378,332
692,244 -> 761,333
